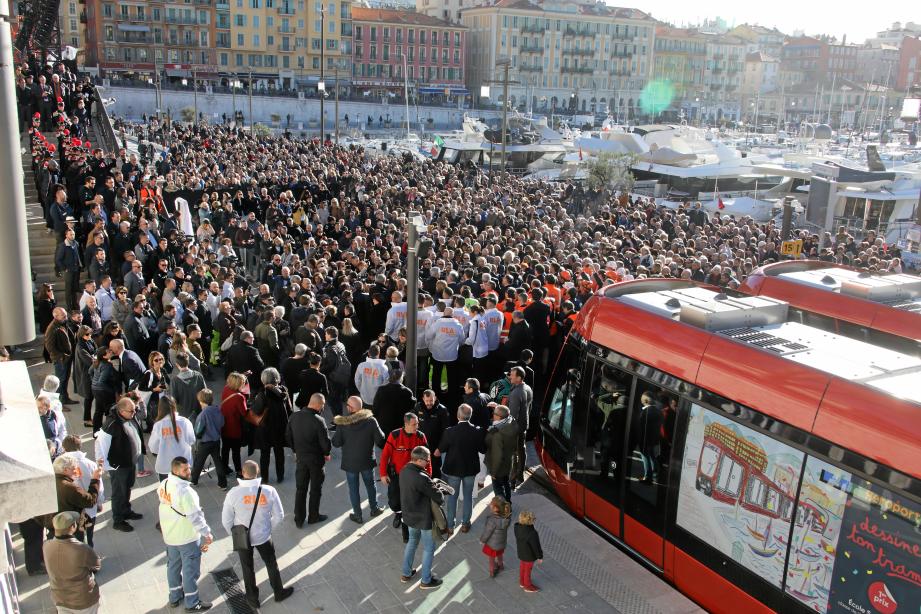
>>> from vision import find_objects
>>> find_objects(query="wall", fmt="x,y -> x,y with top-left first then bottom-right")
102,86 -> 501,130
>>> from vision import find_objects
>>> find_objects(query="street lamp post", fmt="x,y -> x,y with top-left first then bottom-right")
192,69 -> 198,124
319,5 -> 325,142
404,214 -> 431,392
248,69 -> 253,127
231,73 -> 236,125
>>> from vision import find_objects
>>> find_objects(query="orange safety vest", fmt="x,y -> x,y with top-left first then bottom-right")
500,310 -> 513,343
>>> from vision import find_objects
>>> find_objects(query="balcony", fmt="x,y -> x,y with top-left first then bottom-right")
563,47 -> 594,56
520,23 -> 546,34
216,2 -> 229,9
519,42 -> 543,53
121,13 -> 150,22
117,35 -> 153,43
610,32 -> 632,41
712,66 -> 723,73
79,11 -> 87,22
278,26 -> 294,34
564,27 -> 595,38
519,65 -> 542,72
164,16 -> 205,25
610,49 -> 632,58
561,65 -> 593,73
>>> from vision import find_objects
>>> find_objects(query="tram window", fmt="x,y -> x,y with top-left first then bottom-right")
543,343 -> 581,438
676,404 -> 804,589
585,361 -> 632,507
785,456 -> 921,613
623,381 -> 675,533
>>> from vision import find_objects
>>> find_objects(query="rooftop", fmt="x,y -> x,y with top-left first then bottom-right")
351,6 -> 464,26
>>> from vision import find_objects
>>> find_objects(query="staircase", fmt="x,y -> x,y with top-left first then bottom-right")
24,119 -> 105,288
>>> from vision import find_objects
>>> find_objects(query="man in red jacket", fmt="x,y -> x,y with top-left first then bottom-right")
380,413 -> 430,543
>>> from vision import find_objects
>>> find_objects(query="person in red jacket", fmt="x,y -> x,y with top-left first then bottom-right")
380,413 -> 430,543
220,372 -> 250,477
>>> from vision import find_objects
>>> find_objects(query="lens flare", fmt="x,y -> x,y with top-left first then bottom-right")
639,80 -> 675,116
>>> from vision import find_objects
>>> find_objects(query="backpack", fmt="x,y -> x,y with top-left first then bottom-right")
329,345 -> 351,385
489,376 -> 513,406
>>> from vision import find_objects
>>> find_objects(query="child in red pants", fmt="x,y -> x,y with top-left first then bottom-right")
480,496 -> 512,577
514,509 -> 543,592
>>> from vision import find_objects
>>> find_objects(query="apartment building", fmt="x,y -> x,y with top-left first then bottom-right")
84,0 -> 217,78
462,0 -> 655,117
221,0 -> 351,89
350,7 -> 466,101
652,26 -> 707,117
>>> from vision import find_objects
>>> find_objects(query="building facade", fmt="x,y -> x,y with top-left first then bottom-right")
651,26 -> 706,118
897,36 -> 921,91
701,34 -> 745,121
462,0 -> 656,117
350,8 -> 467,102
83,0 -> 217,79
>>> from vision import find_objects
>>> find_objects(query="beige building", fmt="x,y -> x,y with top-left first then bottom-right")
461,0 -> 655,117
222,0 -> 351,89
59,0 -> 86,50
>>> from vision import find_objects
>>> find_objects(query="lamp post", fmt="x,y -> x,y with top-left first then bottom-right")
248,68 -> 253,127
496,58 -> 512,172
404,214 -> 432,392
231,73 -> 236,124
192,69 -> 198,124
319,4 -> 325,142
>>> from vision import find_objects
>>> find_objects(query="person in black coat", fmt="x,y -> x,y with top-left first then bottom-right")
372,368 -> 416,436
504,312 -> 532,363
332,396 -> 386,523
437,404 -> 485,532
414,391 -> 450,478
296,353 -> 328,408
286,391 -> 331,527
252,369 -> 291,484
399,447 -> 444,588
225,332 -> 265,393
462,378 -> 492,430
514,511 -> 544,592
279,344 -> 308,402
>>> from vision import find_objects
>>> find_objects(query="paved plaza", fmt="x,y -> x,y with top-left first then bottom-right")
11,342 -> 701,614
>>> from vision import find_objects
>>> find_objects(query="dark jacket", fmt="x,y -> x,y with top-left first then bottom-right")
514,522 -> 543,562
399,462 -> 444,531
439,421 -> 485,478
72,338 -> 96,398
45,319 -> 72,362
296,368 -> 328,407
523,301 -> 551,346
479,511 -> 511,552
463,391 -> 492,430
100,414 -> 142,469
43,536 -> 101,609
484,419 -> 518,478
331,409 -> 386,472
116,349 -> 146,388
372,382 -> 416,435
253,385 -> 292,448
286,407 -> 331,461
123,312 -> 150,353
508,382 -> 533,435
415,401 -> 450,451
279,355 -> 308,399
504,319 -> 532,361
225,341 -> 265,392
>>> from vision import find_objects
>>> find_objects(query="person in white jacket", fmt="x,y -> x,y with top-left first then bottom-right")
427,308 -> 466,405
221,461 -> 294,609
384,291 -> 407,343
61,435 -> 105,547
148,396 -> 196,480
354,344 -> 389,408
415,295 -> 438,390
157,457 -> 213,611
466,305 -> 490,384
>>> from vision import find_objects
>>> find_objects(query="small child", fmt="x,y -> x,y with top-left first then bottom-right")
480,496 -> 512,577
514,509 -> 544,593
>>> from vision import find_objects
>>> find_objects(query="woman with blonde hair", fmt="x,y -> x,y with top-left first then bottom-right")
169,331 -> 200,372
148,395 -> 195,481
220,372 -> 249,476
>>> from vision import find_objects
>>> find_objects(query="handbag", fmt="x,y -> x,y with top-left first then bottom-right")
231,485 -> 262,551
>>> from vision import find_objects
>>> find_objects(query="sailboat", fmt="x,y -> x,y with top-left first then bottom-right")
748,517 -> 781,558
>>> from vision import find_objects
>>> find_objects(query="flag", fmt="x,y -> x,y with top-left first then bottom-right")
431,135 -> 444,157
716,190 -> 725,210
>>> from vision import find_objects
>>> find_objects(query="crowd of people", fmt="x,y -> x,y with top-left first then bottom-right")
16,50 -> 911,613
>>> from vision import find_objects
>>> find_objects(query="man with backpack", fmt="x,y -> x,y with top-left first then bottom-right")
320,326 -> 351,423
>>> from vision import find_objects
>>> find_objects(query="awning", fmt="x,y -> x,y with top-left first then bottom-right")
116,24 -> 150,32
165,69 -> 191,77
418,86 -> 469,95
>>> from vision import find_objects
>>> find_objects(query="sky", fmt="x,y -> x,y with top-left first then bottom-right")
630,0 -> 914,44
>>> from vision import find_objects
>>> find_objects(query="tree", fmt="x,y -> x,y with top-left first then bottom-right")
180,106 -> 196,122
252,123 -> 272,138
583,151 -> 638,194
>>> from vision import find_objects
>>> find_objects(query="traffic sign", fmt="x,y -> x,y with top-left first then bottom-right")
780,240 -> 803,257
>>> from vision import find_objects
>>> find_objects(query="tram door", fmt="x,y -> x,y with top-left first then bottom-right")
620,379 -> 677,569
581,357 -> 632,537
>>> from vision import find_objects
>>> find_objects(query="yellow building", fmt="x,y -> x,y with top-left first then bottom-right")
462,0 -> 655,116
222,0 -> 351,89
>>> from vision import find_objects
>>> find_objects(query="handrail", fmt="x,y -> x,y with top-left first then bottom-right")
92,86 -> 120,153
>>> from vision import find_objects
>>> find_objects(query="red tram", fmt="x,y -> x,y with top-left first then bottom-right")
537,279 -> 921,613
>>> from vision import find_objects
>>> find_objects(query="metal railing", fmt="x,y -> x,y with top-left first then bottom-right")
92,86 -> 120,154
